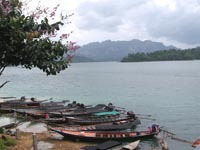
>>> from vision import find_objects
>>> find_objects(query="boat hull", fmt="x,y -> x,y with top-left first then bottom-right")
50,127 -> 159,142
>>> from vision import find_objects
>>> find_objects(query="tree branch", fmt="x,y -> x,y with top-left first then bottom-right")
0,81 -> 10,89
0,66 -> 6,76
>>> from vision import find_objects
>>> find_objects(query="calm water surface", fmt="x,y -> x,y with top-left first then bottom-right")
1,61 -> 200,150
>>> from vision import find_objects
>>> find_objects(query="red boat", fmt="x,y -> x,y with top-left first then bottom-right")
49,124 -> 160,142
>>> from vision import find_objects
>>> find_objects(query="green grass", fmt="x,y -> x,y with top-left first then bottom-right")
0,142 -> 5,150
0,135 -> 17,150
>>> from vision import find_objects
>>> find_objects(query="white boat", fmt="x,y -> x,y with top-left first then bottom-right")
81,140 -> 140,150
120,140 -> 140,150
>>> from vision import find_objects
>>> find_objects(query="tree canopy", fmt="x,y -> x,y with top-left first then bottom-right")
121,48 -> 200,62
0,0 -> 78,77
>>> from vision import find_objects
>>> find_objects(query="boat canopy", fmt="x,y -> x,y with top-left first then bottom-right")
94,111 -> 120,116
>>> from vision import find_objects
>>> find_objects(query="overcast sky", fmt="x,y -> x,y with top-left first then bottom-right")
32,0 -> 200,48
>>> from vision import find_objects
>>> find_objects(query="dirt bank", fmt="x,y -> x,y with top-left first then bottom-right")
6,131 -> 92,150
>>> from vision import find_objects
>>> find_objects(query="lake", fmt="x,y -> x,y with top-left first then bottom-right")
1,61 -> 200,150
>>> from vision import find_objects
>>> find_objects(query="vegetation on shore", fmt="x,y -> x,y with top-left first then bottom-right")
0,131 -> 89,150
121,47 -> 200,62
0,135 -> 17,150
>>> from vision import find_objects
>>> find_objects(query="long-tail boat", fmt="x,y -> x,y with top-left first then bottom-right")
0,97 -> 41,109
81,140 -> 121,150
81,140 -> 140,150
49,124 -> 160,142
66,113 -> 136,125
48,104 -> 115,117
48,118 -> 141,131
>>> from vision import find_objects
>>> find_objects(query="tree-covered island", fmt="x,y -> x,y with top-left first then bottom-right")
121,47 -> 200,62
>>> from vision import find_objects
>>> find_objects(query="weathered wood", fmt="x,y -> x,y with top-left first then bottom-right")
13,111 -> 17,117
139,117 -> 156,121
135,113 -> 152,117
16,128 -> 20,140
160,138 -> 168,150
171,136 -> 192,144
160,129 -> 175,136
0,123 -> 16,129
32,133 -> 38,150
0,81 -> 10,88
0,97 -> 16,99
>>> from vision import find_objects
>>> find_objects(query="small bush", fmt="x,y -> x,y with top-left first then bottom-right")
3,137 -> 17,146
0,128 -> 4,134
0,140 -> 6,150
0,136 -> 17,150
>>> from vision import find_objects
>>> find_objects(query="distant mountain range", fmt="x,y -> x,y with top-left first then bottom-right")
74,39 -> 177,62
72,55 -> 94,63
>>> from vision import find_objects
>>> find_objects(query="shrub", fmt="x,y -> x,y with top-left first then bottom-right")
0,128 -> 4,134
0,136 -> 17,150
3,137 -> 17,146
0,140 -> 6,150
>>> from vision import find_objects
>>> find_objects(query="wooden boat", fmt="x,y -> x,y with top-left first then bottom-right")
82,140 -> 140,150
39,100 -> 70,111
119,140 -> 140,150
0,97 -> 43,109
0,100 -> 41,109
48,104 -> 113,117
0,123 -> 17,129
0,96 -> 69,109
48,118 -> 140,131
66,114 -> 136,125
49,124 -> 160,142
81,140 -> 122,150
13,109 -> 46,118
45,117 -> 67,124
0,108 -> 15,113
80,119 -> 140,131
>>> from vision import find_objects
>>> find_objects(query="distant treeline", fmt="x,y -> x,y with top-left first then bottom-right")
121,47 -> 200,62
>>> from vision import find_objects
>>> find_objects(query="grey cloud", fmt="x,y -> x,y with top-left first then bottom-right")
77,0 -> 146,32
148,13 -> 200,44
76,0 -> 200,45
125,0 -> 200,44
142,1 -> 200,44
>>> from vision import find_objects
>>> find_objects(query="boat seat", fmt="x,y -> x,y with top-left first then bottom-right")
103,134 -> 107,138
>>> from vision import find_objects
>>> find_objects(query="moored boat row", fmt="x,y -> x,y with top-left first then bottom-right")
0,96 -> 161,149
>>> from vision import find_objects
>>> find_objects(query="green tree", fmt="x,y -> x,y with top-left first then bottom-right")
0,0 -> 78,88
121,48 -> 200,62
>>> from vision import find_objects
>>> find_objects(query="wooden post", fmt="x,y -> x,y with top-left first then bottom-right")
32,133 -> 38,150
160,138 -> 168,150
16,128 -> 20,140
13,111 -> 17,117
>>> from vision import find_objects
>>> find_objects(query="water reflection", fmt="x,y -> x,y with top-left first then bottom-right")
138,137 -> 160,150
0,116 -> 17,126
0,116 -> 47,133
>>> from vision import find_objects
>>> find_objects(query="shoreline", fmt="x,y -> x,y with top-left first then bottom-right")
5,130 -> 91,150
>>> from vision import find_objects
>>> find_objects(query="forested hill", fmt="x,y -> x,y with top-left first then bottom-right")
121,47 -> 200,62
77,39 -> 176,61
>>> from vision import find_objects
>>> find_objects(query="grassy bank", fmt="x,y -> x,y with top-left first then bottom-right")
0,135 -> 17,150
2,131 -> 91,150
